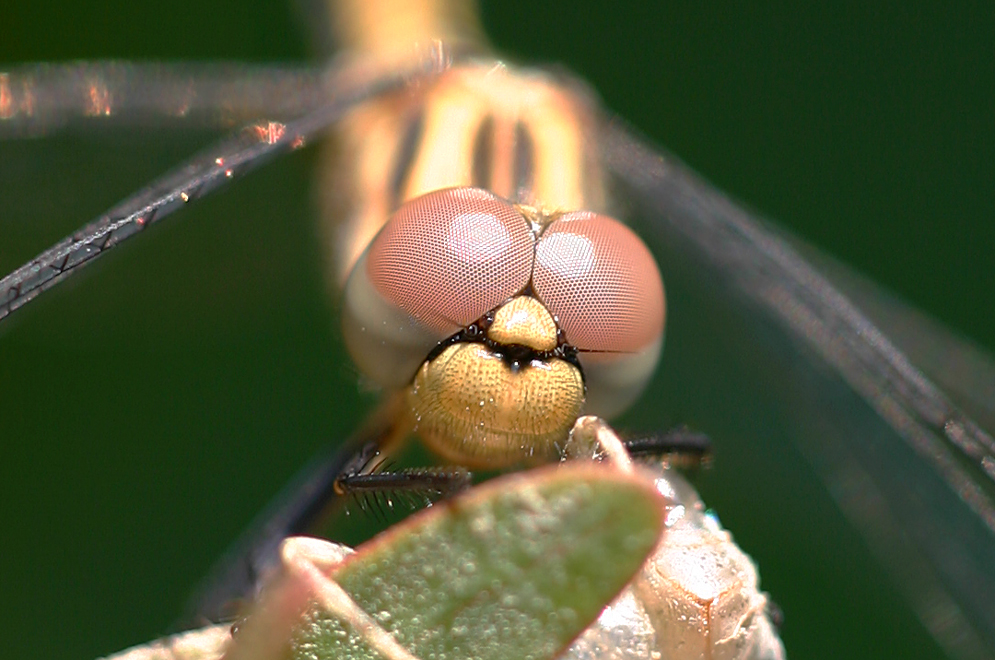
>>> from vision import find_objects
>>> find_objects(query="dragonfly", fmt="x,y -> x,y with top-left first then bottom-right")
1,1 -> 993,660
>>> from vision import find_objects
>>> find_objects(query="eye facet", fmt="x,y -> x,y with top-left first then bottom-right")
532,211 -> 665,354
365,187 -> 535,335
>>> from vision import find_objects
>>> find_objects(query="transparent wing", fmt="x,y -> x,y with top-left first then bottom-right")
0,52 -> 451,660
601,119 -> 995,660
0,48 -> 451,326
0,62 -> 325,137
799,244 -> 995,435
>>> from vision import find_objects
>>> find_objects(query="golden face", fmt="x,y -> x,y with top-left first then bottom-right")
411,295 -> 581,467
410,342 -> 584,467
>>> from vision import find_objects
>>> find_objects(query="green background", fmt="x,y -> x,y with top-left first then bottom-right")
1,2 -> 993,659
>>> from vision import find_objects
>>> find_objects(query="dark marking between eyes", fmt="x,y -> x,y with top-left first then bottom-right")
390,109 -> 425,210
513,121 -> 535,202
471,115 -> 495,191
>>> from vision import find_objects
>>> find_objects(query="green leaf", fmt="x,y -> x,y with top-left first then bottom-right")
290,462 -> 665,660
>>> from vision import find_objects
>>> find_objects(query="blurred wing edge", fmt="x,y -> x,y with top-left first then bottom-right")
600,117 -> 995,660
0,61 -> 327,138
0,47 -> 455,329
796,242 -> 995,435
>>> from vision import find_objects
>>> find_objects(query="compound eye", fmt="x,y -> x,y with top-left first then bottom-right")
532,212 -> 665,353
366,187 -> 535,334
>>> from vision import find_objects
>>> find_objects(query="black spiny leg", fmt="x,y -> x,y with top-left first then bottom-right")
622,426 -> 713,469
333,451 -> 473,518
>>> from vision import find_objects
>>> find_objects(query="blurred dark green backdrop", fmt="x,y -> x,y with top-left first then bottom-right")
1,2 -> 992,660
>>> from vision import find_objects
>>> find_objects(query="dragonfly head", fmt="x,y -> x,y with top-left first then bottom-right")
342,186 -> 665,467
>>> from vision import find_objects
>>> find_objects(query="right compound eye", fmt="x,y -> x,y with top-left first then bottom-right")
365,187 -> 535,335
341,188 -> 537,388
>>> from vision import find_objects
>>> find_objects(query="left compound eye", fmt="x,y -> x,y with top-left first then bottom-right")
366,187 -> 535,334
532,211 -> 665,354
342,187 -> 536,389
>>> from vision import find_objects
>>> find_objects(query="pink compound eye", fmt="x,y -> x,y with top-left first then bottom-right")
532,212 -> 665,353
366,187 -> 535,334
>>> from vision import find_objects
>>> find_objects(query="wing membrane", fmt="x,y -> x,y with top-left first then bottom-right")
0,49 -> 452,327
0,62 -> 325,137
797,243 -> 995,434
602,118 -> 995,659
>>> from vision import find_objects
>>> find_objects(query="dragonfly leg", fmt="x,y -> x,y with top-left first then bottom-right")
333,462 -> 473,518
621,426 -> 713,469
561,417 -> 712,470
